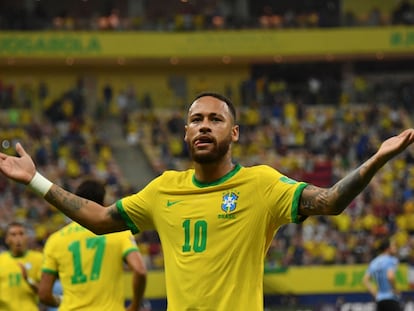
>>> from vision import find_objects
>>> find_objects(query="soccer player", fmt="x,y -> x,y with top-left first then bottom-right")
363,238 -> 401,311
0,222 -> 43,311
1,92 -> 414,310
38,178 -> 147,310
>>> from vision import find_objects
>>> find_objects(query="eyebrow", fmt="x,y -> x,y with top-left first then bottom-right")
189,112 -> 224,118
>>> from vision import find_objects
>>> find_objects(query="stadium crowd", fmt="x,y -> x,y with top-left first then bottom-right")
0,0 -> 413,31
1,68 -> 414,272
2,3 -> 414,311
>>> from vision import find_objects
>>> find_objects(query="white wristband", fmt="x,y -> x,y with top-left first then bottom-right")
28,172 -> 53,197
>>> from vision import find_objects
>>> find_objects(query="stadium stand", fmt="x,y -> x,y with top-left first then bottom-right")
1,0 -> 413,31
2,0 -> 414,309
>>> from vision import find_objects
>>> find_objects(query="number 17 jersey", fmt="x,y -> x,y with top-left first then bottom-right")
42,222 -> 139,311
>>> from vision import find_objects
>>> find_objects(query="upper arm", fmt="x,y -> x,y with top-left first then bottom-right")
298,184 -> 335,216
88,203 -> 130,235
104,203 -> 130,232
38,272 -> 57,301
125,251 -> 147,276
45,186 -> 130,235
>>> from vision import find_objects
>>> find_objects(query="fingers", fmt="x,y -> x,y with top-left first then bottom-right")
15,142 -> 27,157
402,129 -> 414,146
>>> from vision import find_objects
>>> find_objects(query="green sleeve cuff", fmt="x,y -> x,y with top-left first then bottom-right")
291,182 -> 308,224
116,200 -> 140,234
41,268 -> 58,276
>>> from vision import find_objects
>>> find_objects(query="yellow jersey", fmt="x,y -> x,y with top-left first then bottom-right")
117,164 -> 307,310
42,222 -> 139,311
0,250 -> 43,311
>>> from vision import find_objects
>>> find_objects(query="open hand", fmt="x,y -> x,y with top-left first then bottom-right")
376,129 -> 414,162
0,143 -> 36,184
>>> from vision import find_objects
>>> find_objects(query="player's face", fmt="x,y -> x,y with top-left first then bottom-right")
5,225 -> 28,256
185,96 -> 239,164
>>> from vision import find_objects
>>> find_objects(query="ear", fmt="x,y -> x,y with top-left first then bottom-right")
232,125 -> 239,142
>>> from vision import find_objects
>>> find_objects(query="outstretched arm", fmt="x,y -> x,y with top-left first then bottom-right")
299,128 -> 414,216
45,186 -> 128,234
0,143 -> 128,234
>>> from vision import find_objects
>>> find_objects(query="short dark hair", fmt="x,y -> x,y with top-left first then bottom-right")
5,221 -> 25,236
75,179 -> 106,205
377,238 -> 391,253
192,92 -> 236,121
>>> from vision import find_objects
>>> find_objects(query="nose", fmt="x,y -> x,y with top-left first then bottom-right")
199,124 -> 211,133
198,118 -> 212,132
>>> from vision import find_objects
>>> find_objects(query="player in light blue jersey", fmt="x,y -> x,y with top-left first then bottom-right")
363,238 -> 401,311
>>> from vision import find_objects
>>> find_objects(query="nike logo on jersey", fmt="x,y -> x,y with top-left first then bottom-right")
167,200 -> 182,207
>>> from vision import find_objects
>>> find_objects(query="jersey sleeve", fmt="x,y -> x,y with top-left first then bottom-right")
387,257 -> 399,272
116,175 -> 163,234
41,235 -> 59,276
258,165 -> 308,226
118,231 -> 140,258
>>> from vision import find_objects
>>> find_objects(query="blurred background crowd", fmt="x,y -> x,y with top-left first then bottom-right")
1,0 -> 414,31
1,0 -> 414,274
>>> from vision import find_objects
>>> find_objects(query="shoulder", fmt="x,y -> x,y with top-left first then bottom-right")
148,169 -> 194,186
106,230 -> 134,240
44,228 -> 63,244
43,225 -> 74,249
390,255 -> 399,265
161,169 -> 193,179
242,165 -> 292,182
243,164 -> 280,174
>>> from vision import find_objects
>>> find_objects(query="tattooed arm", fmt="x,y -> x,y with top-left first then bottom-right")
45,185 -> 128,234
299,129 -> 414,216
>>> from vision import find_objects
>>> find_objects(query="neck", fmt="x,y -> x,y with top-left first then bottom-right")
10,250 -> 25,257
193,159 -> 235,183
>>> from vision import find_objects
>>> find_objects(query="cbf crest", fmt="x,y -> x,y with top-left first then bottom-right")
221,190 -> 239,213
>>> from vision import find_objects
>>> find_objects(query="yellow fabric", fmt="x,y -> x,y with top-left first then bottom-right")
0,250 -> 43,311
42,222 -> 139,311
118,164 -> 307,310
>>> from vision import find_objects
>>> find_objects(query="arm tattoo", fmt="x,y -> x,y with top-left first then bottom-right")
46,187 -> 89,214
45,186 -> 128,233
300,185 -> 330,214
301,160 -> 379,215
108,206 -> 123,221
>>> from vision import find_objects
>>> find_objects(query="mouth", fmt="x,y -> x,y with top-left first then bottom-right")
194,135 -> 214,147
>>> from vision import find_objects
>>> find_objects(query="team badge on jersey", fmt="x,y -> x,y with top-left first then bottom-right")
221,191 -> 239,213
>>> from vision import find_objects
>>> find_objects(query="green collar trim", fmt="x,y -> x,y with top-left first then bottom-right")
192,163 -> 242,188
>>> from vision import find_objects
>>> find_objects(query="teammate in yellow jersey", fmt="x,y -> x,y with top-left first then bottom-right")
1,92 -> 414,310
0,221 -> 43,311
38,179 -> 147,311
